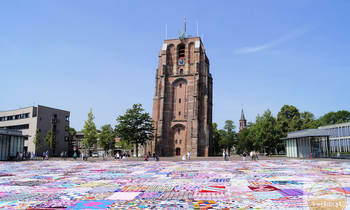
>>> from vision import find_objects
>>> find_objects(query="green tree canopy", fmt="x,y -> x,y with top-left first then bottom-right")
69,127 -> 77,139
115,104 -> 154,157
115,139 -> 133,150
253,109 -> 282,155
300,111 -> 320,129
98,124 -> 115,154
319,110 -> 350,126
82,109 -> 98,152
218,120 -> 237,152
44,130 -> 55,151
33,129 -> 41,150
277,105 -> 302,135
211,122 -> 221,155
236,126 -> 255,154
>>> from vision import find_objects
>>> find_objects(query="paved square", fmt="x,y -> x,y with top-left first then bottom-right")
0,159 -> 349,209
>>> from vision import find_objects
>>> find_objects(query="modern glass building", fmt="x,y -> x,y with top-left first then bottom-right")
282,129 -> 330,158
319,122 -> 350,154
0,128 -> 26,160
283,122 -> 350,158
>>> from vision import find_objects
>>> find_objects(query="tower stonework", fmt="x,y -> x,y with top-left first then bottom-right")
150,37 -> 213,157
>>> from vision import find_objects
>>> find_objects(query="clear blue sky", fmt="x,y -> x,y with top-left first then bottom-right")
1,0 -> 349,131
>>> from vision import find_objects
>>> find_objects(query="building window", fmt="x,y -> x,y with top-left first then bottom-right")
179,112 -> 181,116
175,140 -> 178,144
180,69 -> 183,74
178,128 -> 180,134
65,126 -> 69,131
2,124 -> 29,130
180,140 -> 182,144
65,116 -> 69,121
179,98 -> 181,103
179,83 -> 182,88
64,136 -> 69,141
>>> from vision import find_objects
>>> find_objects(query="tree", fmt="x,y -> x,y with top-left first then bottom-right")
98,124 -> 115,155
236,126 -> 255,154
82,109 -> 98,153
115,139 -> 133,150
319,110 -> 350,126
33,129 -> 41,151
300,111 -> 320,129
44,130 -> 56,151
212,123 -> 221,155
218,120 -> 237,153
69,127 -> 77,140
277,105 -> 302,136
115,104 -> 154,157
253,110 -> 282,155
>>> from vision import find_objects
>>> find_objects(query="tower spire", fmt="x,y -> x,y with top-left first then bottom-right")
240,109 -> 246,121
239,109 -> 247,132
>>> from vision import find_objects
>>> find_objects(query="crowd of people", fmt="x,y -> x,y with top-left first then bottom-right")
15,151 -> 34,161
15,149 -> 262,162
143,152 -> 160,161
221,150 -> 260,161
114,152 -> 130,160
242,151 -> 259,161
182,151 -> 192,161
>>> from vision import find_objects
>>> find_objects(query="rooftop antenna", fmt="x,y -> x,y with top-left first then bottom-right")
165,24 -> 168,39
184,15 -> 186,35
196,21 -> 199,37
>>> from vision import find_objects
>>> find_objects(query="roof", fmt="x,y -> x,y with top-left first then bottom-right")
0,105 -> 69,113
164,36 -> 201,42
0,106 -> 34,113
0,128 -> 26,137
281,129 -> 329,140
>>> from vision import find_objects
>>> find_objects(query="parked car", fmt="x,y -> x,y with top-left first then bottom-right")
92,153 -> 99,157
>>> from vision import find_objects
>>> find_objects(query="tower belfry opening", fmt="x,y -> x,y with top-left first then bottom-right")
178,44 -> 185,59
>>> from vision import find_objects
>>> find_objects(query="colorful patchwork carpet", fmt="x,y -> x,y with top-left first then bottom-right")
0,159 -> 349,209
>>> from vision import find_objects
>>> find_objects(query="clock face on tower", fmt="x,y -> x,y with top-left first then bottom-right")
178,58 -> 185,66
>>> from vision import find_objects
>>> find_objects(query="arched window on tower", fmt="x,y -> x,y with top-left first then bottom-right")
180,69 -> 183,75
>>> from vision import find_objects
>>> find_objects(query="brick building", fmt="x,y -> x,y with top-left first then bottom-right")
150,34 -> 213,157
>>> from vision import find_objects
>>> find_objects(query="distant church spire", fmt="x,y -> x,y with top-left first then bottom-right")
239,109 -> 247,132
